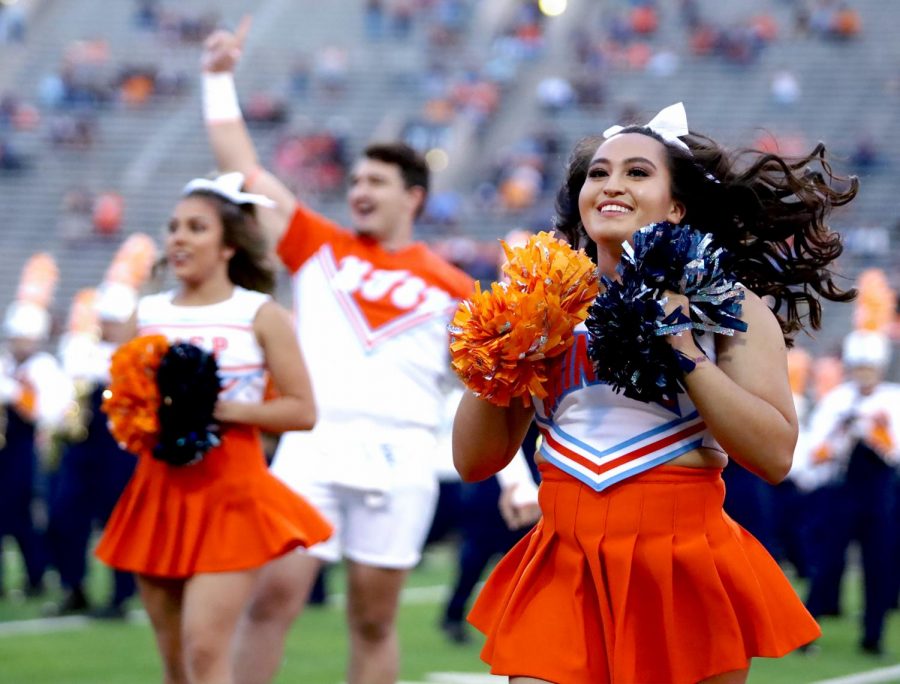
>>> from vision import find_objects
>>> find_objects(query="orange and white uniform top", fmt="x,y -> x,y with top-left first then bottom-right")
798,380 -> 900,489
275,204 -> 473,447
534,323 -> 722,491
0,350 -> 72,428
137,287 -> 269,404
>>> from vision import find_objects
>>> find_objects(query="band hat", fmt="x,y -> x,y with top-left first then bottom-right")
5,252 -> 58,341
95,282 -> 138,323
841,329 -> 891,369
4,301 -> 51,340
182,171 -> 277,208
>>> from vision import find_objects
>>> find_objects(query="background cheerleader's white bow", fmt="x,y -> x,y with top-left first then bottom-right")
603,102 -> 691,154
182,171 -> 277,208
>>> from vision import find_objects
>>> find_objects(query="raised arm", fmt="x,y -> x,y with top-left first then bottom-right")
201,17 -> 297,246
213,301 -> 316,433
453,392 -> 535,483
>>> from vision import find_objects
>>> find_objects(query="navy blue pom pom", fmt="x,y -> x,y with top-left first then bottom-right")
154,342 -> 221,467
586,222 -> 746,405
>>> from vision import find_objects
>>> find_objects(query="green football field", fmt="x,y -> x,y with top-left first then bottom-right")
0,541 -> 897,684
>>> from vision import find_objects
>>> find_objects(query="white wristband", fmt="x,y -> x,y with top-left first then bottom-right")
202,72 -> 242,123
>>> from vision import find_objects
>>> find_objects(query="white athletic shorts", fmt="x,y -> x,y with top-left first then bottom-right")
270,428 -> 439,569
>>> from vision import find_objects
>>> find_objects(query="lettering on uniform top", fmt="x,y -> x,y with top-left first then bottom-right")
321,248 -> 455,350
186,335 -> 229,357
333,255 -> 450,312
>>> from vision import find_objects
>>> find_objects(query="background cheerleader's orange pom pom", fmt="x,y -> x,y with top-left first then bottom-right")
102,334 -> 169,457
449,232 -> 598,407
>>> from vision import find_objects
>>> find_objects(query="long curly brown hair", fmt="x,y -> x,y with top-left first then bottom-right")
183,189 -> 276,294
554,127 -> 859,342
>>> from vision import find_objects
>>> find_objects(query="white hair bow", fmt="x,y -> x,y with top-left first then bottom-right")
182,171 -> 277,208
603,102 -> 691,154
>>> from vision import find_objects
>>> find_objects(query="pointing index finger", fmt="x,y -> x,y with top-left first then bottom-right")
234,15 -> 252,48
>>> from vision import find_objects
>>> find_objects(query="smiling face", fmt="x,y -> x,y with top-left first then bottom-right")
578,132 -> 686,261
165,196 -> 235,286
347,157 -> 423,246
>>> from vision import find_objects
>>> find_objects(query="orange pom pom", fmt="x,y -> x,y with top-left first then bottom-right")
101,334 -> 169,457
450,232 -> 598,407
501,231 -> 599,320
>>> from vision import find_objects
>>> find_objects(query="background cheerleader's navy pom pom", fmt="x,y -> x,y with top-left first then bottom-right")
586,222 -> 747,406
154,342 -> 222,467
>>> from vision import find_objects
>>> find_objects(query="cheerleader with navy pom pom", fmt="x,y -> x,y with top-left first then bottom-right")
95,174 -> 331,684
453,103 -> 858,684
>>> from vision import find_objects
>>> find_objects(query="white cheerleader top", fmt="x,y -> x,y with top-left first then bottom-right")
137,286 -> 270,404
534,323 -> 723,491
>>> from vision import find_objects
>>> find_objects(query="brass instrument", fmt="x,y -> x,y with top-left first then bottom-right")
43,378 -> 94,471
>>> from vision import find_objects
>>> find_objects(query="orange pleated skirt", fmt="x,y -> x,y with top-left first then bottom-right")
470,463 -> 820,684
96,427 -> 332,578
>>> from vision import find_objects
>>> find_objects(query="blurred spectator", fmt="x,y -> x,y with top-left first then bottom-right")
289,54 -> 312,97
57,188 -> 95,244
0,2 -> 26,43
92,192 -> 124,237
450,72 -> 501,130
750,13 -> 779,42
810,0 -> 838,34
403,114 -> 453,153
849,134 -> 883,172
364,0 -> 386,41
48,115 -> 95,150
690,23 -> 718,56
428,0 -> 469,48
771,68 -> 801,106
14,103 -> 40,130
535,76 -> 575,113
831,2 -> 862,39
844,224 -> 890,260
244,92 -> 289,126
433,236 -> 499,284
647,48 -> 679,78
156,7 -> 218,45
572,70 -> 606,109
389,0 -> 415,40
313,46 -> 350,97
679,0 -> 702,30
272,129 -> 348,200
630,4 -> 659,35
152,67 -> 189,98
134,0 -> 161,30
498,158 -> 543,212
422,190 -> 463,227
751,129 -> 809,157
0,137 -> 26,172
38,74 -> 67,110
118,68 -> 155,107
0,95 -> 40,132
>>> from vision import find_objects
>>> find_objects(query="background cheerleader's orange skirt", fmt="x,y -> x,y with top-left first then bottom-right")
96,427 -> 332,578
470,463 -> 820,684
